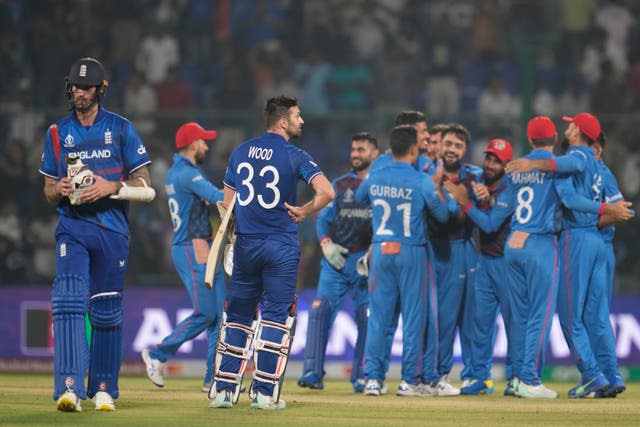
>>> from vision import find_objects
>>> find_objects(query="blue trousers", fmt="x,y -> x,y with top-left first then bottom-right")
592,242 -> 619,378
557,229 -> 614,381
432,238 -> 477,379
505,233 -> 558,386
470,254 -> 512,381
365,243 -> 427,384
150,242 -> 225,384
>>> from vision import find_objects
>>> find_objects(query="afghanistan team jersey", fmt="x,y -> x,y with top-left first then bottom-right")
599,160 -> 624,243
316,171 -> 372,253
166,153 -> 224,245
428,164 -> 483,241
371,152 -> 434,175
38,107 -> 151,236
355,161 -> 448,246
223,132 -> 323,243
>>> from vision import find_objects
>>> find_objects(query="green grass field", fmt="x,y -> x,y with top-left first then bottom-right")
0,374 -> 638,426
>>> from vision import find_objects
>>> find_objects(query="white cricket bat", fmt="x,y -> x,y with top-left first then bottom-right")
205,196 -> 236,289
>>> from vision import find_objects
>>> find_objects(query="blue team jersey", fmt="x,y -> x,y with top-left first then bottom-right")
316,171 -> 372,252
38,107 -> 151,236
165,153 -> 224,245
355,161 -> 448,246
428,164 -> 483,240
467,174 -> 514,256
558,146 -> 604,229
223,132 -> 323,243
370,152 -> 434,175
599,160 -> 623,243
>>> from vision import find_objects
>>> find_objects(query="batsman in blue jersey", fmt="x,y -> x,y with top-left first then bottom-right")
507,114 -> 633,398
209,96 -> 334,410
141,122 -> 226,392
445,139 -> 515,396
297,132 -> 379,393
428,123 -> 482,396
39,58 -> 154,412
356,125 -> 448,397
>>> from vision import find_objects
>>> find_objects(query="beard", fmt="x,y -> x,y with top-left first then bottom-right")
286,125 -> 302,139
483,169 -> 504,185
195,151 -> 206,164
72,93 -> 98,113
352,158 -> 370,172
443,157 -> 461,172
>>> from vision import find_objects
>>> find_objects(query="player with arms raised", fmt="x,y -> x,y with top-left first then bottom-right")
208,95 -> 334,410
39,57 -> 154,412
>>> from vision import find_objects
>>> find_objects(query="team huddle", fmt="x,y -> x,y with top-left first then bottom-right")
43,56 -> 632,414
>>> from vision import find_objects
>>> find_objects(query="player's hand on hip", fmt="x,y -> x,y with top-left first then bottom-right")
284,202 -> 306,223
320,238 -> 348,270
80,175 -> 117,204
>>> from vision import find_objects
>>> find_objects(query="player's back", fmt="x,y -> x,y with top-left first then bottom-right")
508,149 -> 559,235
561,146 -> 602,230
362,162 -> 432,246
225,132 -> 321,242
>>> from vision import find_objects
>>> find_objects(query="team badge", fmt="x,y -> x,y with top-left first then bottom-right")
64,134 -> 74,147
65,376 -> 74,387
343,188 -> 354,203
99,382 -> 107,391
492,140 -> 506,150
105,130 -> 112,144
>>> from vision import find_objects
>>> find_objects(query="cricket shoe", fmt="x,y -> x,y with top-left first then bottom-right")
57,390 -> 82,412
418,382 -> 438,397
461,379 -> 494,395
569,374 -> 609,399
396,380 -> 424,397
250,392 -> 286,410
297,371 -> 324,390
515,381 -> 558,399
461,379 -> 472,388
435,375 -> 460,396
93,391 -> 115,411
600,374 -> 626,397
141,349 -> 165,388
503,379 -> 516,396
210,389 -> 234,408
363,379 -> 388,396
352,378 -> 366,393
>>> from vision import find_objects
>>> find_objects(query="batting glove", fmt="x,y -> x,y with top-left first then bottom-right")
356,245 -> 372,276
320,238 -> 348,270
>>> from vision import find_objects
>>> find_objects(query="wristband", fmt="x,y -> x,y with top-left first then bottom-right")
463,201 -> 473,214
598,202 -> 606,216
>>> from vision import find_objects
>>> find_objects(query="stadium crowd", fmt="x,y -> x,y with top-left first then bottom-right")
0,0 -> 639,291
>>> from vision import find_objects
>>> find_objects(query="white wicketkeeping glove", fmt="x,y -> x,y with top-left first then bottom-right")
320,238 -> 348,270
356,245 -> 373,276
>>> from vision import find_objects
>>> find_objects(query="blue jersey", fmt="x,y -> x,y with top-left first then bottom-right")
316,171 -> 372,252
599,160 -> 623,243
223,132 -> 323,243
508,149 -> 601,234
38,107 -> 151,236
165,153 -> 224,245
355,161 -> 448,246
467,174 -> 514,256
555,146 -> 604,229
370,152 -> 433,175
428,164 -> 483,241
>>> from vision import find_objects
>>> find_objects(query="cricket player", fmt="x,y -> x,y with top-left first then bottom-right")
39,57 -> 154,412
504,115 -> 630,399
142,122 -> 226,392
298,132 -> 379,392
356,125 -> 448,397
209,95 -> 333,410
507,114 -> 633,398
444,139 -> 514,396
429,123 -> 482,395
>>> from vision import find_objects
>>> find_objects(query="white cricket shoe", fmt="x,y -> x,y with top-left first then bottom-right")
210,389 -> 234,408
396,381 -> 424,397
93,391 -> 115,411
435,375 -> 461,396
461,379 -> 471,388
418,382 -> 438,396
57,390 -> 82,412
250,391 -> 286,410
515,380 -> 558,399
363,379 -> 388,396
141,349 -> 165,388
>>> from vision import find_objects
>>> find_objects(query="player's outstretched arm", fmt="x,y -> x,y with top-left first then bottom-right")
285,174 -> 334,223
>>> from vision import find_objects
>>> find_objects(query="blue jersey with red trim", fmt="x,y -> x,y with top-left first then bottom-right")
599,160 -> 623,243
316,171 -> 372,252
468,174 -> 513,256
38,107 -> 151,236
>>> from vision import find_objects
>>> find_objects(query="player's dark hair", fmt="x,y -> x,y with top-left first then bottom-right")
597,130 -> 606,149
394,110 -> 426,126
442,123 -> 471,145
429,123 -> 447,137
352,131 -> 378,148
578,130 -> 597,146
530,136 -> 556,148
390,125 -> 417,156
264,95 -> 298,128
